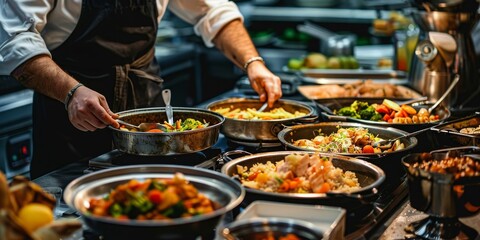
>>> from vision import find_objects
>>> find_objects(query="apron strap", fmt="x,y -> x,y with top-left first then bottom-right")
113,48 -> 163,112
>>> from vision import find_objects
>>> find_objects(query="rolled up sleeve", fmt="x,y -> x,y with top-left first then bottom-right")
0,0 -> 53,75
168,0 -> 243,47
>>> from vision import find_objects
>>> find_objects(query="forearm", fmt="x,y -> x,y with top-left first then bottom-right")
11,55 -> 78,103
212,19 -> 260,70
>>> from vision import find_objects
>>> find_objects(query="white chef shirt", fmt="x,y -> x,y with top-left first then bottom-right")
0,0 -> 243,75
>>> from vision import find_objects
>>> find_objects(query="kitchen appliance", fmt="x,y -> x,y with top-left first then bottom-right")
0,88 -> 33,180
408,0 -> 480,111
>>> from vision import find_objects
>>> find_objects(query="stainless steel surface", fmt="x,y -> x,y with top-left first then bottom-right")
205,98 -> 316,143
292,68 -> 408,83
250,7 -> 392,23
221,151 -> 385,207
162,89 -> 173,125
0,89 -> 33,179
277,122 -> 418,156
110,107 -> 224,155
409,8 -> 480,110
428,73 -> 460,114
63,165 -> 245,240
221,218 -> 324,240
297,22 -> 355,56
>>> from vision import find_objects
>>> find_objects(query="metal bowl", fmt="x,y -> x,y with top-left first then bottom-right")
431,112 -> 480,147
109,107 -> 224,155
221,218 -> 324,240
221,151 -> 385,213
64,165 -> 245,240
205,97 -> 316,143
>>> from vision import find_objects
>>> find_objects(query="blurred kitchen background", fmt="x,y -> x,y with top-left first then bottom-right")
1,0 -> 479,178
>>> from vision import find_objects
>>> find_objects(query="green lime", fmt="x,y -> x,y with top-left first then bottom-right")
348,56 -> 360,69
339,56 -> 349,69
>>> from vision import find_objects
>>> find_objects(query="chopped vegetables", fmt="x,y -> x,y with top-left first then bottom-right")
86,173 -> 216,220
292,127 -> 405,154
119,118 -> 209,133
335,99 -> 440,124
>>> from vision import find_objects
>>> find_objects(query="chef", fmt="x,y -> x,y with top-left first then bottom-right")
0,0 -> 282,178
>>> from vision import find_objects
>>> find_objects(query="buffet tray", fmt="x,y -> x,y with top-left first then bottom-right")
431,112 -> 480,147
236,200 -> 346,240
283,67 -> 408,85
298,82 -> 422,101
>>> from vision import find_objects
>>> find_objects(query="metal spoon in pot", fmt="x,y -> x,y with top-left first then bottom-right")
372,126 -> 433,149
116,119 -> 167,132
257,102 -> 268,112
163,89 -> 174,125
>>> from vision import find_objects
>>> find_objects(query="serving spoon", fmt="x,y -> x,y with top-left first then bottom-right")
373,126 -> 433,149
163,89 -> 174,125
116,119 -> 167,132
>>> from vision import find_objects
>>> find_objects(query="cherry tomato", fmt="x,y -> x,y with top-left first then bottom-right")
363,145 -> 375,153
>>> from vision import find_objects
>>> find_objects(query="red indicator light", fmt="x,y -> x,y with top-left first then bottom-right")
22,146 -> 28,155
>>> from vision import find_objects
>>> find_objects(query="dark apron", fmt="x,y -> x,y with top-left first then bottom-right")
31,0 -> 163,178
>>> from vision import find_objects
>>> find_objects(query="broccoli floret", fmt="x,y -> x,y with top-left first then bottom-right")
359,105 -> 376,120
370,112 -> 382,121
337,106 -> 360,118
351,101 -> 370,111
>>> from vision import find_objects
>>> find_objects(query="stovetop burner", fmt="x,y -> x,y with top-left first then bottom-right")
85,148 -> 223,174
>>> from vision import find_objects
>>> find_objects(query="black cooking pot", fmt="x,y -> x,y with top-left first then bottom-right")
277,122 -> 418,184
402,146 -> 480,218
221,151 -> 385,222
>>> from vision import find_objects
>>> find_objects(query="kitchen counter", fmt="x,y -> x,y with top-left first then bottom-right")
31,88 -> 480,240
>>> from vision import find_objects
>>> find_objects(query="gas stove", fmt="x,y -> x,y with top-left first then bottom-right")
82,133 -> 408,239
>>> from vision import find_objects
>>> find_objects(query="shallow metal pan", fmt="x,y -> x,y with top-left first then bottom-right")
205,97 -> 316,143
63,165 -> 245,240
109,107 -> 224,156
316,98 -> 450,132
221,151 -> 385,212
431,112 -> 480,147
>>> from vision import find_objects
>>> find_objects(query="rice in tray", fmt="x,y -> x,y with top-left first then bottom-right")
236,153 -> 360,194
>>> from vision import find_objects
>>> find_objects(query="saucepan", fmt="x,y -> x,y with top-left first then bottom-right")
63,165 -> 245,240
205,97 -> 317,144
110,107 -> 224,155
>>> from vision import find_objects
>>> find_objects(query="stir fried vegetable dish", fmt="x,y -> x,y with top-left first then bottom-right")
87,173 -> 216,220
236,153 -> 360,194
292,127 -> 405,153
212,106 -> 306,120
119,118 -> 209,133
335,99 -> 440,124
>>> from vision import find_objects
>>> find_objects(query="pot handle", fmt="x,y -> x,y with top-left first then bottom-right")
270,116 -> 320,136
326,187 -> 379,205
321,112 -> 348,122
429,146 -> 480,156
220,150 -> 252,163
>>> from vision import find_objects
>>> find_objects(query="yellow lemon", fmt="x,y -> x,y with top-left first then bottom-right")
18,203 -> 54,232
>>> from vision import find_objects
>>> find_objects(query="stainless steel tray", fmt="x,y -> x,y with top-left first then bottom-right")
431,112 -> 480,146
285,68 -> 409,85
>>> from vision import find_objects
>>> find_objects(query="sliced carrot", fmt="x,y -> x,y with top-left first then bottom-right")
147,129 -> 163,133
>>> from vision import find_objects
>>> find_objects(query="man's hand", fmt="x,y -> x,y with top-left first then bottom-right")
246,61 -> 282,107
12,55 -> 119,131
66,86 -> 119,131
